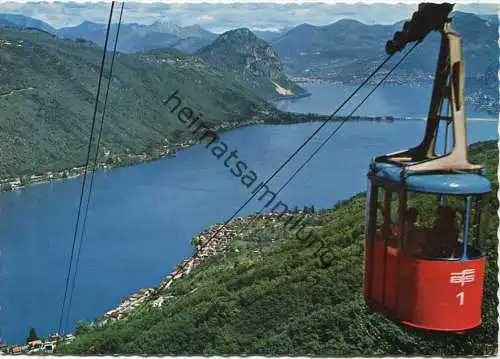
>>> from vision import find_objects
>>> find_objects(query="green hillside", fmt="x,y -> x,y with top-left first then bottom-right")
0,27 -> 292,180
56,140 -> 499,356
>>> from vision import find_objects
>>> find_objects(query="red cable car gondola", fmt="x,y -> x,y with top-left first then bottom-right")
363,3 -> 493,332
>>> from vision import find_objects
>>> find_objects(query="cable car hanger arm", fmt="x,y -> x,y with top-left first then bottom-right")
376,2 -> 483,174
385,3 -> 454,55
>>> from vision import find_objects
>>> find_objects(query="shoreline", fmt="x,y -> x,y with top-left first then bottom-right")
290,78 -> 499,116
1,114 -> 496,194
0,114 -> 426,194
0,118 -> 266,194
71,211 -> 303,338
1,115 -> 496,194
2,204 -> 293,351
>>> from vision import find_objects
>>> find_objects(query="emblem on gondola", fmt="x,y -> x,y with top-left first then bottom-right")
449,269 -> 476,287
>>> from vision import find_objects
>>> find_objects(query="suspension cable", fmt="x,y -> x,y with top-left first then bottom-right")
170,53 -> 396,276
57,1 -> 116,337
255,43 -> 419,218
235,43 -> 418,236
63,2 -> 125,334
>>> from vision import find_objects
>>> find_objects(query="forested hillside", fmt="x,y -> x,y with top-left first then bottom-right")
57,140 -> 499,356
0,27 -> 304,179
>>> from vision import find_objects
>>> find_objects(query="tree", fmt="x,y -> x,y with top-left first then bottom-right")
19,175 -> 29,186
75,321 -> 89,336
0,183 -> 12,192
26,327 -> 38,343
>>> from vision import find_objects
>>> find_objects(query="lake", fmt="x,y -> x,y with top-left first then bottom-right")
0,84 -> 497,343
276,83 -> 495,119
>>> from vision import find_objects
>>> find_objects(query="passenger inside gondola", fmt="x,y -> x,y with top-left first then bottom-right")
402,207 -> 425,256
428,205 -> 462,259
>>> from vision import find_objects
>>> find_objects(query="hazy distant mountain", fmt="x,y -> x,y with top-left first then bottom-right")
450,11 -> 498,80
270,11 -> 498,83
196,28 -> 308,100
272,19 -> 396,79
0,13 -> 56,33
0,17 -> 15,27
57,20 -> 217,54
253,29 -> 289,42
477,14 -> 499,24
170,36 -> 215,54
57,20 -> 109,43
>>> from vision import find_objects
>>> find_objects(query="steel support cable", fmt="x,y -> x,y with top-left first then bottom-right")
252,43 -> 420,221
235,43 -> 419,236
171,53 -> 394,276
62,2 -> 125,334
57,1 -> 116,336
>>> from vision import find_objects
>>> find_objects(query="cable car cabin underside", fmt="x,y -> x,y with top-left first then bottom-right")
362,3 -> 493,333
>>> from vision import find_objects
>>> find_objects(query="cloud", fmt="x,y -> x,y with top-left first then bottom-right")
197,14 -> 215,23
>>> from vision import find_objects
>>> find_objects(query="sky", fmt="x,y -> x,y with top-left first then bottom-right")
0,1 -> 497,32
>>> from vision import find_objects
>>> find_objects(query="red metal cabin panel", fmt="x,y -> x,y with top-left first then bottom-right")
370,240 -> 385,304
399,255 -> 486,331
365,238 -> 486,332
383,246 -> 398,311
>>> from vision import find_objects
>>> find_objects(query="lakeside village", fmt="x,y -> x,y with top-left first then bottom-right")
0,207 -> 313,354
0,115 -> 402,194
0,140 -> 197,193
293,76 -> 498,116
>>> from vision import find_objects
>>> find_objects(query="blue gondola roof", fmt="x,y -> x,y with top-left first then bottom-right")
374,162 -> 492,195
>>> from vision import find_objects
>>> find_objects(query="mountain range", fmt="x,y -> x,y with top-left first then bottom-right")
0,12 -> 56,33
270,11 -> 499,83
0,13 -> 217,54
0,10 -> 496,181
1,11 -> 497,85
57,20 -> 217,54
1,2 -> 496,31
